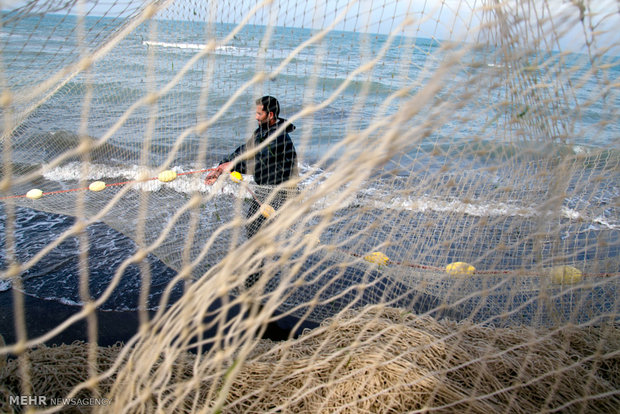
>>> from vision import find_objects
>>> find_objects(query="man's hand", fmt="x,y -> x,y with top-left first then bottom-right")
204,162 -> 233,185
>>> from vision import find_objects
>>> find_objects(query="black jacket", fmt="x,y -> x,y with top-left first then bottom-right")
220,118 -> 297,186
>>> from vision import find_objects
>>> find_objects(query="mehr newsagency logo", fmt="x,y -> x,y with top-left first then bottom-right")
9,395 -> 110,407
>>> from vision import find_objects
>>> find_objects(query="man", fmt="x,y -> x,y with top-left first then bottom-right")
205,96 -> 298,287
205,96 -> 297,185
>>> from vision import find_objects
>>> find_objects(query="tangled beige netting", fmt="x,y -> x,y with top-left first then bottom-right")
1,1 -> 619,413
0,340 -> 123,414
1,307 -> 618,413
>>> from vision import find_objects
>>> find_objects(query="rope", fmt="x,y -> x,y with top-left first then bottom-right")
1,167 -> 616,279
348,252 -> 616,278
0,167 -> 217,200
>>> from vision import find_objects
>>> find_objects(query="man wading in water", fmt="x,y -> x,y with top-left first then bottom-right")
205,96 -> 298,289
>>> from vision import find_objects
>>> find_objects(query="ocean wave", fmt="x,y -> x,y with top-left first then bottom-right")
367,194 -> 618,228
0,279 -> 10,292
415,139 -> 620,171
378,195 -> 539,217
14,157 -> 620,230
298,169 -> 619,231
36,159 -> 619,231
142,40 -> 305,62
143,40 -> 252,56
144,40 -> 211,50
55,296 -> 82,307
40,161 -> 257,198
40,161 -> 334,200
275,72 -> 397,96
0,206 -> 182,312
11,130 -> 141,170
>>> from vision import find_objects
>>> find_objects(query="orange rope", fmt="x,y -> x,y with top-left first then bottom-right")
349,252 -> 616,277
0,167 -> 616,278
0,168 -> 216,200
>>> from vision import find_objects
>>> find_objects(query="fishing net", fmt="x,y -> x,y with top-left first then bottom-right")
1,0 -> 619,412
1,308 -> 619,413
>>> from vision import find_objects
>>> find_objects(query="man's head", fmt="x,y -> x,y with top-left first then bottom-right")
255,95 -> 279,127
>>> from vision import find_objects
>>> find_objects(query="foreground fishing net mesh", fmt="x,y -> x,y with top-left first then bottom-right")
1,0 -> 619,412
2,307 -> 620,413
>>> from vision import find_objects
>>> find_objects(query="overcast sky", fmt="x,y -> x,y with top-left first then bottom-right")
159,0 -> 619,53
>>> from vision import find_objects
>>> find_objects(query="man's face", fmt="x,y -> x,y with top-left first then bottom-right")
255,104 -> 271,127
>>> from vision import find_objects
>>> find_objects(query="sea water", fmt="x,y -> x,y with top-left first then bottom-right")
0,13 -> 618,312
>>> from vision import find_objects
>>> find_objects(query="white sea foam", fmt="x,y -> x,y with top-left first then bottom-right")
371,195 -> 538,218
143,41 -> 244,55
592,216 -> 619,230
144,40 -> 206,50
57,297 -> 83,306
0,279 -> 11,292
42,162 -> 254,197
365,194 -> 619,229
141,40 -> 298,60
41,162 -> 619,230
43,162 -> 146,181
561,207 -> 583,221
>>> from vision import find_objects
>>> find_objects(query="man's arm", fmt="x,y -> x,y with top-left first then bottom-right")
205,143 -> 247,185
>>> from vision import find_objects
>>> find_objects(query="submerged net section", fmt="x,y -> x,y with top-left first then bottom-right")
0,0 -> 619,412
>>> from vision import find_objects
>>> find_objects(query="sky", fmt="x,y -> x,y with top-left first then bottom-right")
173,0 -> 483,41
158,0 -> 619,53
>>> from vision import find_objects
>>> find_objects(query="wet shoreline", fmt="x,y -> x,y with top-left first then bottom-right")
0,289 -> 302,354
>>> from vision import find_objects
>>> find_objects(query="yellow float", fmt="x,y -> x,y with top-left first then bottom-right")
364,251 -> 389,266
26,189 -> 43,199
446,261 -> 476,276
260,204 -> 275,218
550,265 -> 582,284
230,171 -> 243,183
157,170 -> 177,182
88,181 -> 106,192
